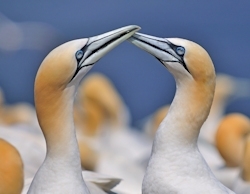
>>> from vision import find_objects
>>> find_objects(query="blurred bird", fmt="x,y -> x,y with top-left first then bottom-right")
0,12 -> 60,52
74,73 -> 133,171
142,105 -> 169,139
216,113 -> 250,167
25,25 -> 140,194
0,89 -> 43,181
213,113 -> 250,190
73,73 -> 149,193
74,72 -> 130,137
0,87 -> 38,127
0,138 -> 24,194
0,125 -> 46,179
129,33 -> 234,193
233,133 -> 250,194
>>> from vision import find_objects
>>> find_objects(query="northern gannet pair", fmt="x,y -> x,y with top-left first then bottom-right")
24,25 -> 140,194
15,23 -> 235,193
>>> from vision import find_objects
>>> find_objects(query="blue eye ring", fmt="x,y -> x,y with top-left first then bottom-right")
75,50 -> 84,60
176,46 -> 185,56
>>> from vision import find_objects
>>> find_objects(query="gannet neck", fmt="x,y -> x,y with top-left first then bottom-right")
0,138 -> 24,194
32,73 -> 88,194
35,82 -> 77,156
153,78 -> 215,152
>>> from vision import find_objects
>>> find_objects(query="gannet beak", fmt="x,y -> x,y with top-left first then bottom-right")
79,25 -> 140,67
128,32 -> 186,67
70,25 -> 140,81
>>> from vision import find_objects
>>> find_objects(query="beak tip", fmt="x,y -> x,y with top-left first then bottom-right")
129,25 -> 141,34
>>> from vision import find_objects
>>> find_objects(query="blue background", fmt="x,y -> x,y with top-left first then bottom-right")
0,1 -> 250,126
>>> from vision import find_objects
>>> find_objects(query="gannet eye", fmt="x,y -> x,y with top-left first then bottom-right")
176,46 -> 185,56
75,50 -> 84,61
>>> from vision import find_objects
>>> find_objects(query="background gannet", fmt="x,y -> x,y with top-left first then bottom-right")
73,73 -> 149,194
233,133 -> 250,194
128,33 -> 234,193
0,125 -> 45,180
214,113 -> 250,190
74,72 -> 130,137
216,113 -> 250,167
0,88 -> 37,126
142,105 -> 170,140
26,25 -> 140,194
0,138 -> 24,194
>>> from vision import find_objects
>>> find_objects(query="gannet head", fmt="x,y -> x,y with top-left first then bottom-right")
35,25 -> 140,93
34,25 -> 140,138
128,33 -> 215,84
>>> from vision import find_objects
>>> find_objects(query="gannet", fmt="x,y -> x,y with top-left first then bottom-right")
128,33 -> 234,193
0,125 -> 45,179
74,73 -> 131,171
0,138 -> 24,194
26,25 -> 140,194
214,113 -> 250,189
142,105 -> 170,139
216,113 -> 250,167
74,74 -> 149,194
0,87 -> 38,127
233,132 -> 250,194
75,73 -> 130,136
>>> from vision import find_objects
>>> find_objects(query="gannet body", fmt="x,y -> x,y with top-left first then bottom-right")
22,170 -> 121,194
26,25 -> 140,194
129,33 -> 234,193
0,138 -> 24,194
